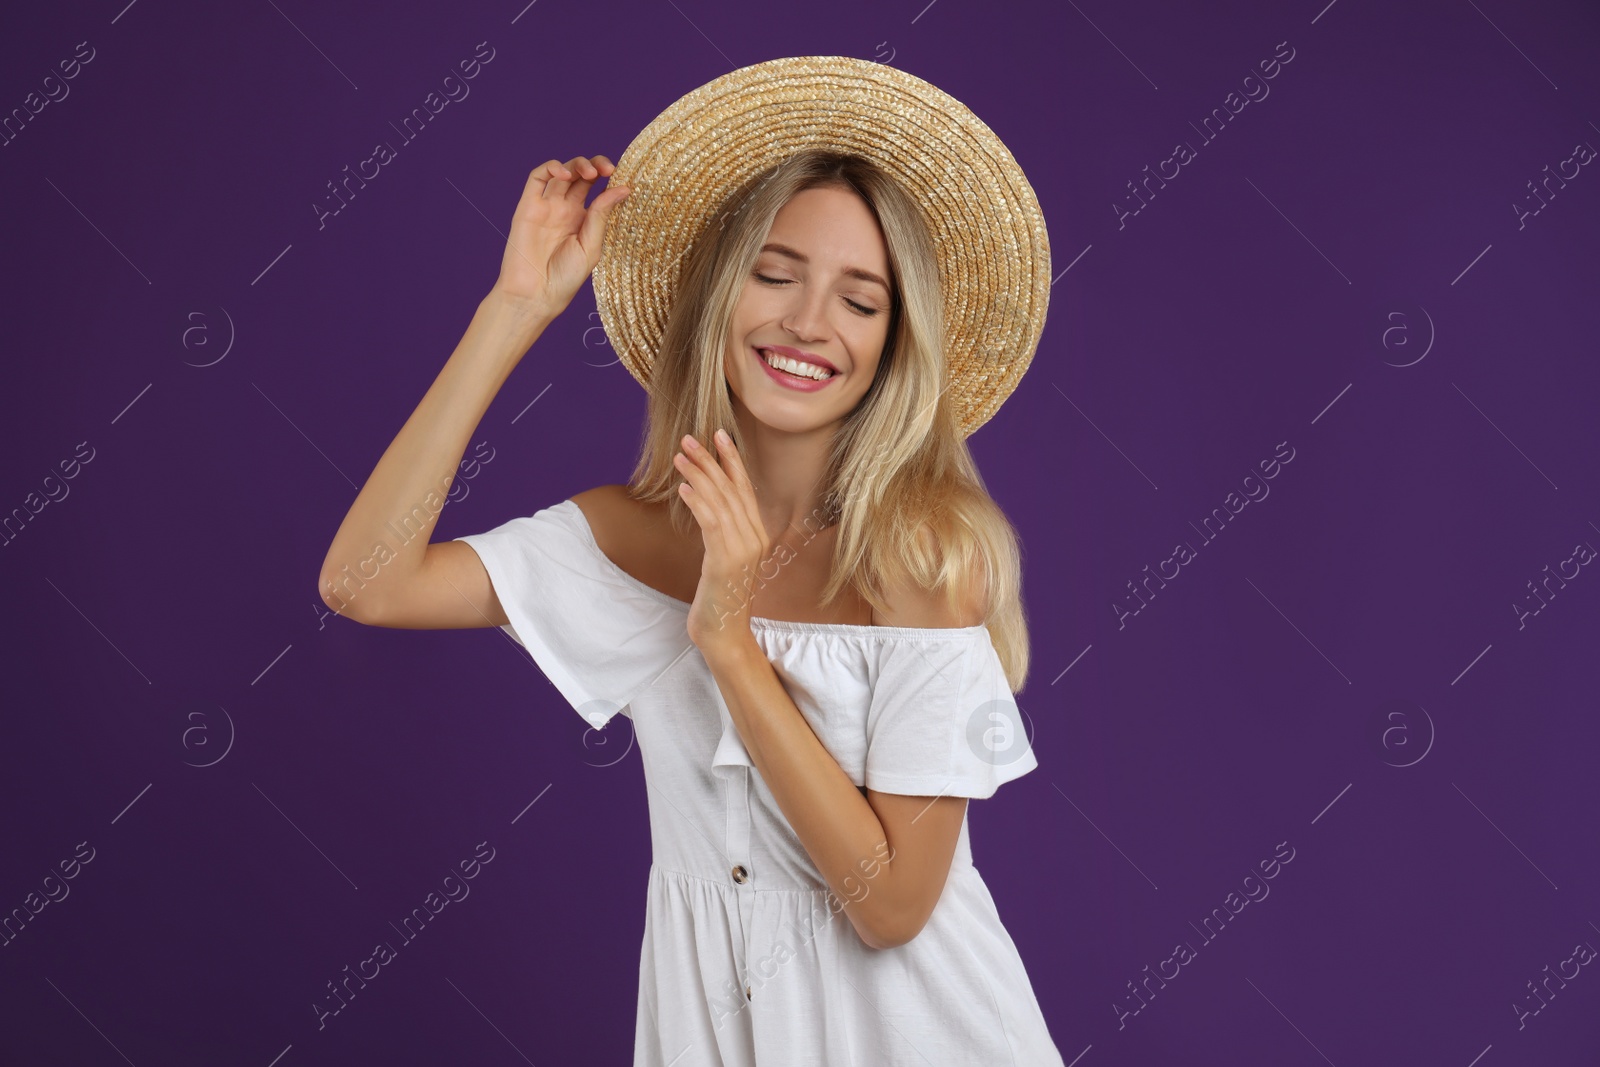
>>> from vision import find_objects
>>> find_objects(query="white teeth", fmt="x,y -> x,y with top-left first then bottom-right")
760,349 -> 833,380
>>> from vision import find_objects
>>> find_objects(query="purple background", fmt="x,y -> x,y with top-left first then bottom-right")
3,0 -> 1598,1063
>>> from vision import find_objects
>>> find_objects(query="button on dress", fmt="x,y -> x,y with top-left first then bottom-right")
455,500 -> 1066,1066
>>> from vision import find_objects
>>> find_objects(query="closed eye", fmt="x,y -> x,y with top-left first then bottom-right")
753,271 -> 880,317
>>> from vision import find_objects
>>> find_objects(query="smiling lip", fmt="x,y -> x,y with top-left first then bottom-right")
753,346 -> 838,392
758,345 -> 838,374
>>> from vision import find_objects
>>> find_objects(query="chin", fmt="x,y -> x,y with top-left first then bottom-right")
743,404 -> 838,435
727,386 -> 835,434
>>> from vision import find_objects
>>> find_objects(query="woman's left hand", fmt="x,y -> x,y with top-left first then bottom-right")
673,429 -> 771,655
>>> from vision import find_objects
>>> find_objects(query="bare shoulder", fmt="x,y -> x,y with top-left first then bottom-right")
869,522 -> 989,629
568,484 -> 635,545
568,485 -> 700,603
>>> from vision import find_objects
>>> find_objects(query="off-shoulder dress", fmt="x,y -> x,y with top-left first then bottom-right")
455,499 -> 1064,1066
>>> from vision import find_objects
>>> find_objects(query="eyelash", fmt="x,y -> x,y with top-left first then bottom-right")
753,271 -> 880,316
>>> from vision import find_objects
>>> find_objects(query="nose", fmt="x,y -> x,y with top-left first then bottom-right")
780,282 -> 829,342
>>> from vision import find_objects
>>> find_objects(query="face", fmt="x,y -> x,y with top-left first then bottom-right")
724,185 -> 894,435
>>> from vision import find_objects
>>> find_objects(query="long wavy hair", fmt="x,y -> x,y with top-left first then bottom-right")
625,149 -> 1031,691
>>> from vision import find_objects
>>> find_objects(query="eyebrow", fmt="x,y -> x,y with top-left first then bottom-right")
759,242 -> 892,294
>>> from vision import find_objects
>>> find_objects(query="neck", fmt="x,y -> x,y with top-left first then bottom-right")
730,409 -> 841,541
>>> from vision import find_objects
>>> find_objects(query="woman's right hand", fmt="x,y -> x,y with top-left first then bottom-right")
491,155 -> 631,319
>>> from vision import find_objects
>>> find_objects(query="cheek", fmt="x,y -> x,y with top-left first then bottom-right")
734,283 -> 778,321
723,334 -> 756,401
848,322 -> 889,378
839,360 -> 878,405
727,297 -> 767,352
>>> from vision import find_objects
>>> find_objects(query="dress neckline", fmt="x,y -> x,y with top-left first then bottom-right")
556,499 -> 988,639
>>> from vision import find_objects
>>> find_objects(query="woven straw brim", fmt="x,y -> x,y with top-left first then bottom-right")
591,55 -> 1051,438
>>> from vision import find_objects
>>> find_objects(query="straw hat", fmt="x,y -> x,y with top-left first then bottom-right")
590,55 -> 1051,438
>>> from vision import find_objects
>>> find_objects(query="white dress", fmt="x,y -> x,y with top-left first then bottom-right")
455,500 -> 1066,1066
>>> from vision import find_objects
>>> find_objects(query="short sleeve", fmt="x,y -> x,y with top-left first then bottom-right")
863,629 -> 1039,799
453,500 -> 690,731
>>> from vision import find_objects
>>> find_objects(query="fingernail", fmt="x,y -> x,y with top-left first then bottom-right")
716,429 -> 729,445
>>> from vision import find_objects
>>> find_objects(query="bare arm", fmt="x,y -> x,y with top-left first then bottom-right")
717,562 -> 987,950
673,431 -> 983,949
316,292 -> 550,629
316,155 -> 631,629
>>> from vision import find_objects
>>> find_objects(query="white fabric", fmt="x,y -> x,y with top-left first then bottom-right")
455,499 -> 1064,1066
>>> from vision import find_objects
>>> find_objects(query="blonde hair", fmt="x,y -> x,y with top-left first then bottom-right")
625,149 -> 1031,692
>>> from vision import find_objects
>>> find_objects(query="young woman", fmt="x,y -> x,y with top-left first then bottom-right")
319,57 -> 1060,1066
